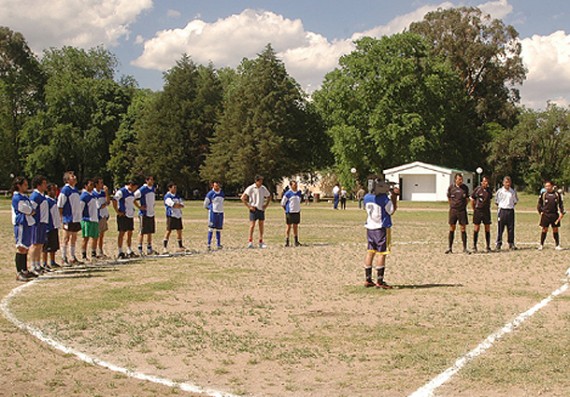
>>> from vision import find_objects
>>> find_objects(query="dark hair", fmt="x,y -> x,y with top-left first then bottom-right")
83,178 -> 94,187
482,175 -> 490,182
47,183 -> 57,192
544,179 -> 553,185
255,175 -> 264,182
454,173 -> 463,180
145,175 -> 153,182
11,176 -> 27,193
31,175 -> 47,188
93,176 -> 103,184
167,181 -> 176,189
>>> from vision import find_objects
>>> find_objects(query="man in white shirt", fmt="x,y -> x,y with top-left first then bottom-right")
332,183 -> 340,209
495,176 -> 519,250
241,175 -> 271,248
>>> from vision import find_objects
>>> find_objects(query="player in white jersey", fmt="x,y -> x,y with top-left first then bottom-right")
241,175 -> 271,248
280,180 -> 303,247
57,171 -> 83,265
163,182 -> 185,253
135,175 -> 158,255
204,181 -> 225,250
93,176 -> 110,258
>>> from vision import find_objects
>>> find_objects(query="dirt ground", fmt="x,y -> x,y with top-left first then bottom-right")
1,201 -> 569,397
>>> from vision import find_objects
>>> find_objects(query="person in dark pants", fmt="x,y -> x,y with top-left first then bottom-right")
446,173 -> 470,254
537,180 -> 565,250
495,176 -> 518,250
471,175 -> 493,252
332,183 -> 340,210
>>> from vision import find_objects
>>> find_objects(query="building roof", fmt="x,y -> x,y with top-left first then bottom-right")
383,161 -> 472,175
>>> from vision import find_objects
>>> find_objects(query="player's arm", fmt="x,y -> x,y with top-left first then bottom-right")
390,187 -> 399,213
263,191 -> 271,210
241,191 -> 253,210
280,194 -> 287,210
203,195 -> 210,210
19,200 -> 35,216
558,195 -> 566,222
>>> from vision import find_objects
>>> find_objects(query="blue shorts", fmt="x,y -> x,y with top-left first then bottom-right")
367,228 -> 391,255
249,209 -> 265,222
209,211 -> 224,229
30,223 -> 48,245
14,224 -> 33,249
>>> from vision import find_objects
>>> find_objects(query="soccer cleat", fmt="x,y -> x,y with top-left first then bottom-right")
375,280 -> 393,290
217,245 -> 223,250
555,245 -> 563,251
41,264 -> 54,272
128,252 -> 139,258
537,245 -> 543,251
147,249 -> 159,256
162,248 -> 169,255
16,271 -> 34,282
495,245 -> 501,251
207,245 -> 212,251
472,246 -> 478,253
50,262 -> 62,269
62,257 -> 71,267
463,248 -> 471,255
117,252 -> 127,260
486,246 -> 492,253
509,244 -> 518,251
259,242 -> 267,249
31,266 -> 44,276
364,280 -> 376,288
284,240 -> 290,247
444,249 -> 452,254
294,241 -> 302,247
247,242 -> 254,249
70,257 -> 84,265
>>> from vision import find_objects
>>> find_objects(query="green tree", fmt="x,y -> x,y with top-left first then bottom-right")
0,26 -> 44,186
201,44 -> 327,190
488,104 -> 570,191
19,46 -> 133,183
133,57 -> 223,195
313,33 -> 477,188
409,6 -> 526,127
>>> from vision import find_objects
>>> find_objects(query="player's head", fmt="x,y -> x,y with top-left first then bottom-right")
63,171 -> 77,186
544,180 -> 554,192
212,181 -> 221,191
502,176 -> 512,189
83,178 -> 94,191
47,183 -> 58,198
290,180 -> 298,190
454,173 -> 463,185
93,176 -> 103,190
126,180 -> 138,191
167,182 -> 177,193
145,175 -> 154,186
32,175 -> 47,191
254,175 -> 264,187
481,175 -> 490,188
11,176 -> 28,193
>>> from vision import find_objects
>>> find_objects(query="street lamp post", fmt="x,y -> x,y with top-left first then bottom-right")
476,167 -> 483,186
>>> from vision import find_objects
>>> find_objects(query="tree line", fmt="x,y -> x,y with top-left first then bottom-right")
1,7 -> 569,196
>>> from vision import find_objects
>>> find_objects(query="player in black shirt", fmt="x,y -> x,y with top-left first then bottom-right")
470,176 -> 493,252
537,180 -> 565,250
446,174 -> 470,254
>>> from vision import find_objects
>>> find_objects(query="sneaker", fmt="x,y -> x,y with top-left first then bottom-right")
117,252 -> 127,260
42,264 -> 54,272
31,266 -> 44,276
128,252 -> 139,258
486,246 -> 492,253
259,242 -> 267,249
495,244 -> 501,251
62,257 -> 71,267
509,244 -> 518,251
24,270 -> 38,278
70,257 -> 84,265
472,246 -> 478,253
147,249 -> 159,256
207,245 -> 212,251
284,240 -> 290,247
444,249 -> 453,254
463,248 -> 471,255
537,245 -> 543,251
16,271 -> 34,282
375,280 -> 393,290
247,242 -> 254,249
216,245 -> 223,250
162,248 -> 169,255
50,262 -> 62,269
176,246 -> 186,252
364,280 -> 376,288
294,241 -> 302,247
555,245 -> 563,251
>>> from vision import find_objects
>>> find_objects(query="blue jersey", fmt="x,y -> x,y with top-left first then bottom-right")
135,184 -> 156,217
114,186 -> 136,218
30,189 -> 49,224
363,193 -> 394,229
203,189 -> 225,213
280,190 -> 302,214
12,192 -> 36,227
164,192 -> 184,218
46,195 -> 61,231
80,190 -> 99,222
57,184 -> 82,223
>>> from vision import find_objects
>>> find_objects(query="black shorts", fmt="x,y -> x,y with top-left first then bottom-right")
449,209 -> 468,226
249,209 -> 265,222
367,228 -> 391,254
63,222 -> 81,233
166,216 -> 183,231
117,215 -> 134,232
139,215 -> 156,234
540,213 -> 561,228
43,229 -> 60,252
473,208 -> 491,225
286,212 -> 301,225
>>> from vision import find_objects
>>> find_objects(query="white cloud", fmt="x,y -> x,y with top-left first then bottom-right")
478,0 -> 513,20
518,31 -> 570,109
0,0 -> 152,52
135,35 -> 145,45
167,9 -> 181,19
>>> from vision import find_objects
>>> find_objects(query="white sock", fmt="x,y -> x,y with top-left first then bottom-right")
70,246 -> 76,258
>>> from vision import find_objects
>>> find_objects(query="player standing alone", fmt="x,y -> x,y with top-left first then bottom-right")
537,180 -> 565,250
446,174 -> 470,254
241,175 -> 271,248
363,179 -> 399,289
281,180 -> 303,247
471,175 -> 493,252
204,181 -> 224,251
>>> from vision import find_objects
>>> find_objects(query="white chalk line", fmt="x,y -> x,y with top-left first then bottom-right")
0,279 -> 240,397
408,279 -> 570,397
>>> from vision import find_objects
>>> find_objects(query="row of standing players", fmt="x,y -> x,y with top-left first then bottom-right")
10,173 -> 304,282
446,174 -> 565,254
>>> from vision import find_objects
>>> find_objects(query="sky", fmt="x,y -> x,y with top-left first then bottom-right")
1,0 -> 569,109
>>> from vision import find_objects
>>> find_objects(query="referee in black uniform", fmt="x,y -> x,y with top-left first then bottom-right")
446,173 -> 470,254
471,175 -> 493,252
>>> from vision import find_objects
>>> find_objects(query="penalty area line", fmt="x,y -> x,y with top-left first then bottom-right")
408,280 -> 569,397
0,280 -> 240,397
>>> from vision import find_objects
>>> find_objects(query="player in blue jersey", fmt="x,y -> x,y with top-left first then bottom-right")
363,179 -> 399,289
280,180 -> 303,247
113,180 -> 139,259
163,182 -> 185,253
204,181 -> 225,250
42,183 -> 62,270
11,177 -> 37,281
93,177 -> 110,258
135,175 -> 158,255
80,178 -> 100,261
29,175 -> 50,274
57,171 -> 83,265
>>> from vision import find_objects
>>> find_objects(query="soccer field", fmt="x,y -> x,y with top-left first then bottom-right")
1,196 -> 569,397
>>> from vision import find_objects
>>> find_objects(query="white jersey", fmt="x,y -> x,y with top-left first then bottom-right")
244,183 -> 270,210
94,188 -> 110,218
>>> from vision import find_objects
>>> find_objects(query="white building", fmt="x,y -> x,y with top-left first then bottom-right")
383,161 -> 475,201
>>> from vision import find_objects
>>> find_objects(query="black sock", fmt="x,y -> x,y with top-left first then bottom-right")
294,236 -> 299,244
473,231 -> 479,248
91,250 -> 96,258
365,267 -> 372,282
15,253 -> 26,273
178,239 -> 183,248
485,231 -> 491,248
448,231 -> 455,249
377,266 -> 386,283
163,239 -> 168,248
554,232 -> 560,246
82,251 -> 87,259
461,231 -> 467,249
138,244 -> 143,252
541,232 -> 547,245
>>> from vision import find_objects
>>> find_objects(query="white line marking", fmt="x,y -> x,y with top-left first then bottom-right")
408,281 -> 569,397
0,280 -> 240,397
